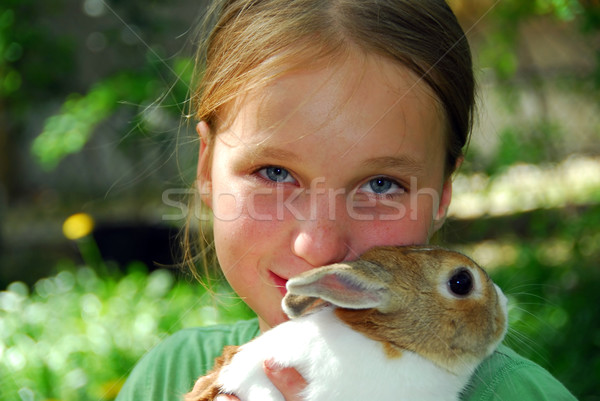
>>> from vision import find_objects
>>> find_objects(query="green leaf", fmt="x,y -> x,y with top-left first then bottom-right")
31,83 -> 119,170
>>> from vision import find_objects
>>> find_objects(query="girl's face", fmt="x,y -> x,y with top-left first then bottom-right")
198,53 -> 452,331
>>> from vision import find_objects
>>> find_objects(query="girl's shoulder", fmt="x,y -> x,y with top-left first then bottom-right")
116,318 -> 260,401
461,344 -> 577,401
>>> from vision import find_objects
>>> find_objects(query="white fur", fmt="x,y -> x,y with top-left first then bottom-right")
217,307 -> 474,401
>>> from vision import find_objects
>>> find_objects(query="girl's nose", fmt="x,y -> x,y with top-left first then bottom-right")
291,211 -> 350,268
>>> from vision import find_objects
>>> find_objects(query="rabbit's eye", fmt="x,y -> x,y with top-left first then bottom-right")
448,269 -> 473,296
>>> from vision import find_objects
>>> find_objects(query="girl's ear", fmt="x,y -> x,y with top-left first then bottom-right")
431,156 -> 462,234
431,176 -> 452,233
196,121 -> 213,208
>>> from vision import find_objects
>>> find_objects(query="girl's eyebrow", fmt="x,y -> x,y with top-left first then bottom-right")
246,146 -> 423,174
248,145 -> 300,163
361,156 -> 425,174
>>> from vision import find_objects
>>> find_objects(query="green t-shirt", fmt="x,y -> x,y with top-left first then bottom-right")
116,318 -> 577,401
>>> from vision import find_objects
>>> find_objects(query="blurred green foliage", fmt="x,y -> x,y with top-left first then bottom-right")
1,1 -> 77,112
31,59 -> 192,170
482,122 -> 564,176
0,262 -> 255,401
474,0 -> 599,81
0,9 -> 22,96
0,0 -> 196,182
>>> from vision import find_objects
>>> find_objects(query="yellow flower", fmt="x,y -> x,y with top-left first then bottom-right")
62,213 -> 95,240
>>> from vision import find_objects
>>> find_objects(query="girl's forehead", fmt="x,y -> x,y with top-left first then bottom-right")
221,52 -> 443,143
270,52 -> 438,108
215,53 -> 446,175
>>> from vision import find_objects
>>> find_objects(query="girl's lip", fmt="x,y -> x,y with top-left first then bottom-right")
269,271 -> 288,296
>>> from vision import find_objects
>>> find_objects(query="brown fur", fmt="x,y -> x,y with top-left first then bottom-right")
184,345 -> 241,401
332,246 -> 506,374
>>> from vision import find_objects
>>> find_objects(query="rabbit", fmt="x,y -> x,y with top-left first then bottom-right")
184,245 -> 508,401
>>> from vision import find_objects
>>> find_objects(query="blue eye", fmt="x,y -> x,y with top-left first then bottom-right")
369,178 -> 392,193
361,177 -> 403,195
258,166 -> 295,183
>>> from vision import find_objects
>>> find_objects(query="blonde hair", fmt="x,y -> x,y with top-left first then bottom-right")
184,0 -> 474,275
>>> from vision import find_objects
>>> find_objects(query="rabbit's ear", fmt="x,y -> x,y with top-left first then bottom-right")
285,260 -> 389,311
282,294 -> 330,318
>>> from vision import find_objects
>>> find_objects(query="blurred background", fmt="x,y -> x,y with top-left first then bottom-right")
0,0 -> 599,400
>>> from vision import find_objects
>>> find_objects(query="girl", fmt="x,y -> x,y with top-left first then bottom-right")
117,1 -> 577,400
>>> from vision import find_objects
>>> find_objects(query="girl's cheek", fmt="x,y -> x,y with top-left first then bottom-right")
211,180 -> 285,223
211,190 -> 244,222
226,187 -> 301,222
348,194 -> 439,246
353,217 -> 430,249
346,195 -> 408,222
